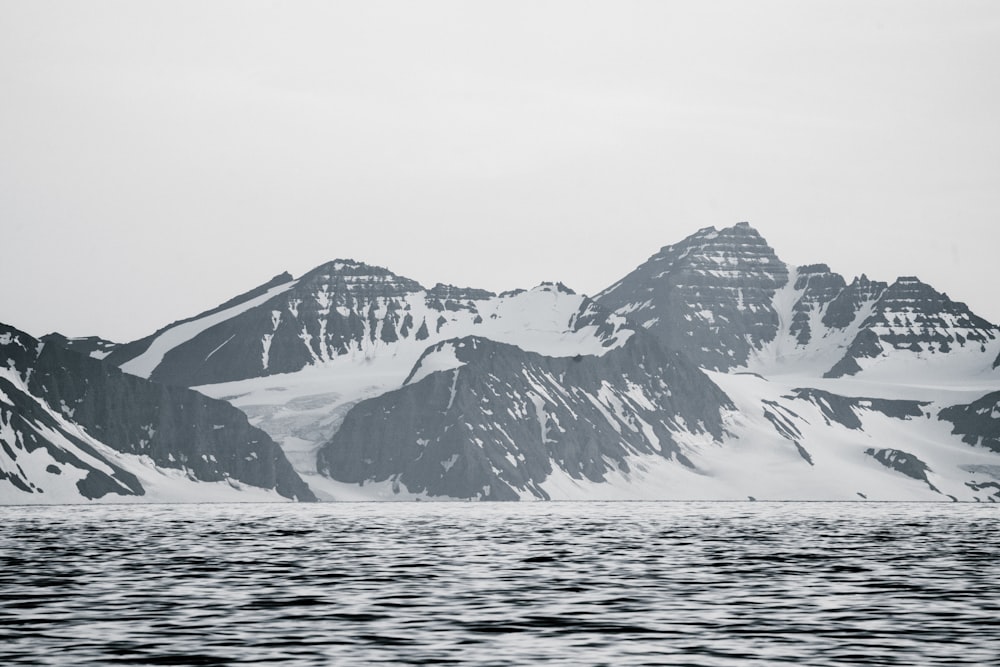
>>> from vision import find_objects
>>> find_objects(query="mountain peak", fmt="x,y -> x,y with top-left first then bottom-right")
427,283 -> 496,300
596,222 -> 788,370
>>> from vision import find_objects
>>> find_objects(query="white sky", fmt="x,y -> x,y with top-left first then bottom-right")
2,1 -> 998,341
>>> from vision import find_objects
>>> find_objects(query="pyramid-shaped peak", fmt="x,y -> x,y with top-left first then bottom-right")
298,259 -> 425,291
303,258 -> 392,277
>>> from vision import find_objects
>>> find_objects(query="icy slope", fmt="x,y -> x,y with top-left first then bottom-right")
0,323 -> 315,504
701,372 -> 1000,502
309,336 -> 1000,502
191,283 -> 639,496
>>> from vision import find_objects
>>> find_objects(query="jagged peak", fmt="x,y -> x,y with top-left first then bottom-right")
798,263 -> 832,274
426,283 -> 496,300
847,273 -> 884,288
650,221 -> 776,264
534,281 -> 577,295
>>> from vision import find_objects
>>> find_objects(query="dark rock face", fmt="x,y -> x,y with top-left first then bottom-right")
789,265 -> 846,345
317,333 -> 731,500
939,392 -> 1000,453
788,388 -> 926,429
146,261 -> 426,386
821,274 -> 888,330
0,323 -> 315,501
125,259 -> 634,391
595,222 -> 789,371
824,277 -> 998,378
425,284 -> 496,314
105,272 -> 295,369
865,448 -> 938,491
0,373 -> 144,499
42,333 -> 119,360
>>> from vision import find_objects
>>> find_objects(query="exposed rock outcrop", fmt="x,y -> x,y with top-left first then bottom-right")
595,222 -> 790,370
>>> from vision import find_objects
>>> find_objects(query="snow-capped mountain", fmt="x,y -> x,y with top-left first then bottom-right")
9,221 -> 998,503
165,279 -> 641,498
594,222 -> 790,371
0,323 -> 314,504
110,260 -> 633,389
317,332 -> 730,500
595,222 -> 999,381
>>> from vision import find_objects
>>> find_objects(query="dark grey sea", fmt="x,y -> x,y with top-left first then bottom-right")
1,502 -> 998,666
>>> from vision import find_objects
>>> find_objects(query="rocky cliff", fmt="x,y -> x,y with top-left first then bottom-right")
595,222 -> 790,370
0,323 -> 315,502
317,332 -> 731,500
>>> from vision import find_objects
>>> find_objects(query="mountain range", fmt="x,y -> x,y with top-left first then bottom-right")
3,222 -> 999,503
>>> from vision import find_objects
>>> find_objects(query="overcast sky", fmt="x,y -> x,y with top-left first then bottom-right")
2,1 -> 998,341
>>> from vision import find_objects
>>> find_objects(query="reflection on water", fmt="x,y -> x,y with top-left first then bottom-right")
1,502 -> 998,665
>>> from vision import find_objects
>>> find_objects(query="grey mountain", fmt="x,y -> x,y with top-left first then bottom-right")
824,277 -> 998,378
594,222 -> 998,379
787,264 -> 846,345
317,331 -> 731,500
0,323 -> 315,502
118,260 -> 509,387
594,222 -> 790,371
105,270 -> 295,371
35,220 -> 996,503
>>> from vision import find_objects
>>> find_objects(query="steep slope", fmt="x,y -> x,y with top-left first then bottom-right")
316,333 -> 731,500
43,333 -> 120,360
0,323 -> 315,504
106,271 -> 296,373
823,277 -> 998,379
191,283 -> 639,493
597,223 -> 998,381
745,268 -> 889,376
118,260 -> 633,389
939,392 -> 1000,454
595,222 -> 790,371
314,332 -> 1000,502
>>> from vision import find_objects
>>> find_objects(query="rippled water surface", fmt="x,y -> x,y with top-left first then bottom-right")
2,502 -> 999,666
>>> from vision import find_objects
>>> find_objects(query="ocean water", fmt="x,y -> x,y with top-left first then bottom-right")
1,502 -> 998,666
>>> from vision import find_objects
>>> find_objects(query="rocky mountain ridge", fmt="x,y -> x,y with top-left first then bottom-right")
4,221 -> 999,503
0,323 -> 315,503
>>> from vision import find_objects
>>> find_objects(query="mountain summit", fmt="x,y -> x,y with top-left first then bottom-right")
595,222 -> 790,370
